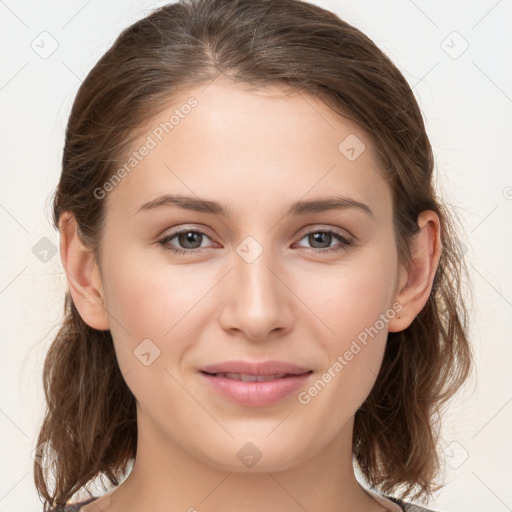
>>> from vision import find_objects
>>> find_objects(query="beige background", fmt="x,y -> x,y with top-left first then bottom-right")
0,1 -> 510,511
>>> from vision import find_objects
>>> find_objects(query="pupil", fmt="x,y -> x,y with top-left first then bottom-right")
180,232 -> 201,248
311,232 -> 330,248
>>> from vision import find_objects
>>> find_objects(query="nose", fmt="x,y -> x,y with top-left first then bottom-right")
218,241 -> 295,342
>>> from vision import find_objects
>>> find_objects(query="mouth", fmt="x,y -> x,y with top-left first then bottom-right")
198,370 -> 314,407
200,371 -> 313,382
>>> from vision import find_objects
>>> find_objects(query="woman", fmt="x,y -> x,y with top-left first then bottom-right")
34,0 -> 473,510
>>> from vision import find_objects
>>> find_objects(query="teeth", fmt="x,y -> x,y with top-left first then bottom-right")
216,372 -> 288,382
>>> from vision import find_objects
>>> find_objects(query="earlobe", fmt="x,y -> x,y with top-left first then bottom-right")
58,212 -> 110,330
388,210 -> 442,333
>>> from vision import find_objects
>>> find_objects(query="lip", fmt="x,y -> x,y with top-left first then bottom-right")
199,371 -> 313,407
200,360 -> 312,377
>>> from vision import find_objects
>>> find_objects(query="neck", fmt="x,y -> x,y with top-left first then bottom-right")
99,410 -> 388,512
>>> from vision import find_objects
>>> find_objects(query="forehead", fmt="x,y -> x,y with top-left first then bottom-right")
104,78 -> 391,221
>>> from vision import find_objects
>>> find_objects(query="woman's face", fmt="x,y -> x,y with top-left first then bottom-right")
95,78 -> 405,472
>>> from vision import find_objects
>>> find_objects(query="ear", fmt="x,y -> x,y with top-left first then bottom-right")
388,210 -> 442,332
58,211 -> 110,330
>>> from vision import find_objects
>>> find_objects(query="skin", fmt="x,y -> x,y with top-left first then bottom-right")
59,78 -> 442,512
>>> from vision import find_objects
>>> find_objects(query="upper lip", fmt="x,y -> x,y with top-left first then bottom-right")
200,360 -> 312,377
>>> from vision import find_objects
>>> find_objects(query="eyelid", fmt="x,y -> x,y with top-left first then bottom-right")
158,224 -> 216,242
159,226 -> 217,248
295,224 -> 353,241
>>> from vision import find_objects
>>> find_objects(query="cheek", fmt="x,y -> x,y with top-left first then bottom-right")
300,247 -> 398,342
99,247 -> 195,368
293,277 -> 393,436
102,234 -> 207,324
100,243 -> 230,384
294,244 -> 398,391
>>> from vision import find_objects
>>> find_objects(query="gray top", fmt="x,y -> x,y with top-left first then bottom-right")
387,495 -> 440,511
54,495 -> 440,511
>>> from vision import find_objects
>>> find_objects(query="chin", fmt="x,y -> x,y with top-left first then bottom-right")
194,439 -> 307,474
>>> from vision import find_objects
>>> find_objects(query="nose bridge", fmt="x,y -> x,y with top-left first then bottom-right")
234,235 -> 282,307
219,234 -> 292,338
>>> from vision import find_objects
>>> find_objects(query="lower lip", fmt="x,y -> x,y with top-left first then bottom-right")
199,371 -> 313,407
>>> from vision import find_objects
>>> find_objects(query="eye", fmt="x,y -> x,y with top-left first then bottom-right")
158,227 -> 353,256
294,229 -> 353,254
158,228 -> 216,255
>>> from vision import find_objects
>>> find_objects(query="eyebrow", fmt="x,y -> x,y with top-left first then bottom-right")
135,194 -> 375,219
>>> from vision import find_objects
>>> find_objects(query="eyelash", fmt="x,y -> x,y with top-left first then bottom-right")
158,227 -> 353,255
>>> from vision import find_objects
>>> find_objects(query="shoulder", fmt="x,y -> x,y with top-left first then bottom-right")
385,495 -> 443,512
53,495 -> 441,512
49,497 -> 98,511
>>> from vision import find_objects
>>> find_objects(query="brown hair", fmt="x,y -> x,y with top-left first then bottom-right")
35,0 -> 473,509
